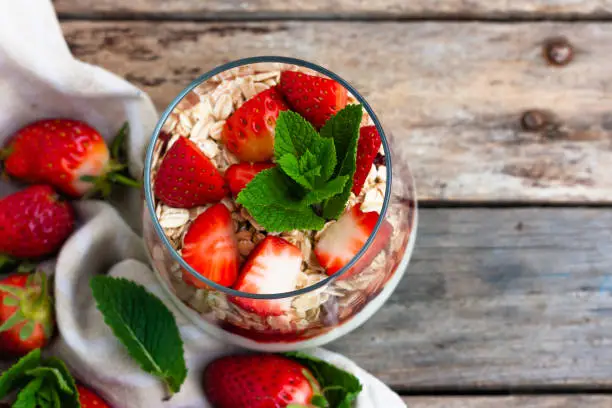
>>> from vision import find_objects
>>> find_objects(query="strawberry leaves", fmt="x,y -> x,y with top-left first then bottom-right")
0,349 -> 80,408
284,352 -> 363,408
90,276 -> 187,396
238,106 -> 362,232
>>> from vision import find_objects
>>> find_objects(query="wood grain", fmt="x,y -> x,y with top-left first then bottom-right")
60,21 -> 612,203
402,396 -> 612,407
54,0 -> 612,19
330,208 -> 612,388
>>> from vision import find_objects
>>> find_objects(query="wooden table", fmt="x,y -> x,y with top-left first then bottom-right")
55,1 -> 612,406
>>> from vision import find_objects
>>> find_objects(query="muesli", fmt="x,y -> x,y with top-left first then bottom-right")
148,62 -> 408,341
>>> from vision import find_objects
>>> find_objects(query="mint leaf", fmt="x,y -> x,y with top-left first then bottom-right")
275,111 -> 320,158
0,348 -> 41,398
321,106 -> 362,219
298,150 -> 323,186
0,350 -> 79,408
237,168 -> 325,232
45,357 -> 79,408
277,154 -> 316,190
320,104 -> 363,178
90,276 -> 187,395
25,367 -> 72,394
13,376 -> 44,408
284,352 -> 362,408
313,138 -> 337,183
302,176 -> 348,206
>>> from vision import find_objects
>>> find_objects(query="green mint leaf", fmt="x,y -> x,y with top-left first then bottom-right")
274,111 -> 320,158
45,357 -> 79,408
90,276 -> 187,395
0,348 -> 41,398
277,154 -> 316,190
25,367 -> 72,395
237,168 -> 325,232
12,376 -> 44,408
302,176 -> 349,206
284,352 -> 363,408
313,138 -> 336,183
298,150 -> 324,186
321,105 -> 363,219
320,104 -> 363,178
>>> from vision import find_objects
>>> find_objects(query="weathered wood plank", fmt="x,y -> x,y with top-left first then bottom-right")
330,208 -> 612,388
54,0 -> 612,19
402,396 -> 612,407
60,21 -> 612,203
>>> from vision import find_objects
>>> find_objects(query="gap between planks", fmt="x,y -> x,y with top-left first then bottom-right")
401,395 -> 612,407
53,0 -> 612,21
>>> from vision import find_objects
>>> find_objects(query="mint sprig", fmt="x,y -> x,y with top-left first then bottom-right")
284,351 -> 363,408
238,106 -> 362,232
0,349 -> 80,408
90,276 -> 187,396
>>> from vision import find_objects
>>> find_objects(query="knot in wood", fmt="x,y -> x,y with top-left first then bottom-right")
520,110 -> 549,132
543,37 -> 573,66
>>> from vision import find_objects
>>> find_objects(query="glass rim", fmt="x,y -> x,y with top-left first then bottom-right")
144,55 -> 393,300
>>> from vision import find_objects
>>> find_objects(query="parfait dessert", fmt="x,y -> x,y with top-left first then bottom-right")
143,59 -> 416,350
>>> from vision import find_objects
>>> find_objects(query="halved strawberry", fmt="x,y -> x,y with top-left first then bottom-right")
230,236 -> 302,316
154,137 -> 227,208
222,87 -> 289,162
353,126 -> 383,196
182,203 -> 239,288
315,204 -> 393,279
279,71 -> 348,129
225,162 -> 275,196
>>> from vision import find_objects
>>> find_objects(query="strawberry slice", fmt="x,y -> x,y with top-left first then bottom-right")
315,204 -> 393,279
181,203 -> 239,288
353,126 -> 383,195
154,137 -> 227,208
279,71 -> 348,129
225,162 -> 275,196
222,87 -> 289,162
231,236 -> 303,316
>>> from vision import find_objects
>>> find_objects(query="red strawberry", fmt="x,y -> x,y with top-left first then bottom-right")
352,126 -> 383,196
231,236 -> 302,316
225,162 -> 275,196
1,119 -> 136,197
315,205 -> 393,279
182,203 -> 240,288
204,354 -> 321,408
222,87 -> 289,162
77,385 -> 110,408
154,137 -> 227,208
279,71 -> 348,129
0,271 -> 54,357
0,185 -> 74,259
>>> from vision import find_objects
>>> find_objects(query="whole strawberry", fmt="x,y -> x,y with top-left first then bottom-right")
154,137 -> 227,208
0,271 -> 54,357
352,126 -> 383,196
0,185 -> 74,260
2,119 -> 137,197
279,71 -> 348,129
204,354 -> 321,408
78,384 -> 111,408
222,87 -> 289,162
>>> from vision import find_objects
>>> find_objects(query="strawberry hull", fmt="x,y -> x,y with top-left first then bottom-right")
143,58 -> 417,351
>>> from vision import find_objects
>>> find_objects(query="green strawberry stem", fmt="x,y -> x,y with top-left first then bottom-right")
0,271 -> 54,338
80,122 -> 141,199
